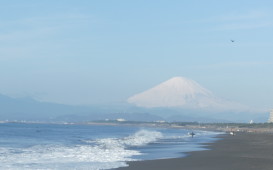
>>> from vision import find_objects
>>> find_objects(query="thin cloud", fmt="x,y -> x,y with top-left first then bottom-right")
0,13 -> 94,26
19,13 -> 94,26
0,27 -> 57,41
201,10 -> 273,30
219,21 -> 273,30
0,13 -> 95,60
203,10 -> 269,22
193,61 -> 272,70
0,13 -> 94,40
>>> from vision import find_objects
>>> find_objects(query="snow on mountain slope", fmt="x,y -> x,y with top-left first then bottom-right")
127,77 -> 244,111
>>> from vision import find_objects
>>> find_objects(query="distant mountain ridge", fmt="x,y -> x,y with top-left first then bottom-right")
0,79 -> 268,123
0,94 -> 163,122
0,94 -> 86,121
128,77 -> 245,111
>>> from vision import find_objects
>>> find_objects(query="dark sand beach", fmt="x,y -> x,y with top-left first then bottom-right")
116,132 -> 273,170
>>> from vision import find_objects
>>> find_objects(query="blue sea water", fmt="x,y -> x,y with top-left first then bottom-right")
0,123 -> 222,170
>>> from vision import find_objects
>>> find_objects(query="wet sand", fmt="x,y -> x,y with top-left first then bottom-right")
116,132 -> 273,170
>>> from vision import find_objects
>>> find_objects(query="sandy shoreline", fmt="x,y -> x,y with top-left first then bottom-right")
116,132 -> 273,170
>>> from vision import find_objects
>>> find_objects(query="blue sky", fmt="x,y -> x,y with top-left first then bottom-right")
0,0 -> 273,111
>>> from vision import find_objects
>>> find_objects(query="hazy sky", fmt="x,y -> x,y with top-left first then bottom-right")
0,0 -> 273,110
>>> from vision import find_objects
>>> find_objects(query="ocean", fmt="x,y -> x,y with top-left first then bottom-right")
0,123 -> 222,170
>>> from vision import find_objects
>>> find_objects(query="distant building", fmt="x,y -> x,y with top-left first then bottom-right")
116,118 -> 126,122
268,109 -> 273,123
155,120 -> 166,123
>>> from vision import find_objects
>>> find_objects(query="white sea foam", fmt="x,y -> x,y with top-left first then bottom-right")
95,129 -> 163,148
0,130 -> 163,170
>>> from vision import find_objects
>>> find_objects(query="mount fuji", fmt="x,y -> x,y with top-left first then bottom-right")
128,77 -> 245,111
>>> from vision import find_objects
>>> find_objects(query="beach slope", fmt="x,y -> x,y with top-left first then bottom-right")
117,132 -> 273,170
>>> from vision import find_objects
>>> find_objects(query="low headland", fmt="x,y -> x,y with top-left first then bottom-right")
85,120 -> 273,134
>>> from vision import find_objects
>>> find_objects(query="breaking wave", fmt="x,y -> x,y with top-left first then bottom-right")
0,130 -> 163,170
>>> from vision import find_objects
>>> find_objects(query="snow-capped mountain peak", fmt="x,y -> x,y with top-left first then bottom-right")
127,77 -> 243,110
